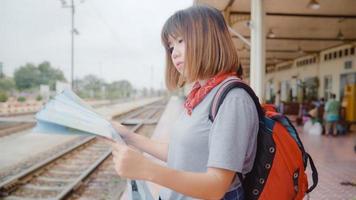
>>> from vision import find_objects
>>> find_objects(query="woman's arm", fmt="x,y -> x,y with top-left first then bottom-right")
111,142 -> 235,200
147,163 -> 235,199
126,132 -> 169,162
111,121 -> 169,162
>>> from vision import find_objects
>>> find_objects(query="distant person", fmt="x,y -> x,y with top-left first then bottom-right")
337,96 -> 349,135
324,94 -> 340,136
275,90 -> 282,112
107,5 -> 258,200
314,97 -> 325,133
319,97 -> 326,133
313,98 -> 325,119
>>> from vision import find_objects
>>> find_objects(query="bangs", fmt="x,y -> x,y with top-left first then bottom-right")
161,12 -> 185,50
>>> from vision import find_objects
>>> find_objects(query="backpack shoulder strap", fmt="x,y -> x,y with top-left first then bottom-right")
209,78 -> 264,122
208,78 -> 263,182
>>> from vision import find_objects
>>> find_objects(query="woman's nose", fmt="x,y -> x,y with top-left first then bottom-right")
172,48 -> 180,59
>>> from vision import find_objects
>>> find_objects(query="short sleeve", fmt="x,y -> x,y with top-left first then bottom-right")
207,89 -> 259,174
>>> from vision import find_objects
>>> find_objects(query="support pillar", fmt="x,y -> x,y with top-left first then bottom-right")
250,0 -> 266,102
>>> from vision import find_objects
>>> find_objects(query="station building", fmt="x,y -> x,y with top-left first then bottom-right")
194,0 -> 356,122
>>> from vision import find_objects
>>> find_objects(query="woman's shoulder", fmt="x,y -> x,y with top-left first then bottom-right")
212,84 -> 259,126
221,87 -> 255,104
214,77 -> 254,102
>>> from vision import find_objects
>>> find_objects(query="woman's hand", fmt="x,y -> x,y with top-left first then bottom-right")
104,140 -> 234,199
111,120 -> 169,162
111,121 -> 135,142
110,141 -> 150,180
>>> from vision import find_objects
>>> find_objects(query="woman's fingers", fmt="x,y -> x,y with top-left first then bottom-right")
110,121 -> 132,138
110,144 -> 147,179
112,141 -> 125,150
111,121 -> 125,132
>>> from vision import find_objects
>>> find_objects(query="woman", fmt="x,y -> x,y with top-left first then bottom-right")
324,93 -> 340,136
109,5 -> 258,200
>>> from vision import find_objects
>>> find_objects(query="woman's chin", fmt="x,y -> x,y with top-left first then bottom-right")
175,68 -> 183,75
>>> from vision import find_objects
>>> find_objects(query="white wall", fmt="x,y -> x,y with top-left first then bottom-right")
265,43 -> 356,101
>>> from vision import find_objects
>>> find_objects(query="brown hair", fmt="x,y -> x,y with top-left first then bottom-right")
161,5 -> 239,90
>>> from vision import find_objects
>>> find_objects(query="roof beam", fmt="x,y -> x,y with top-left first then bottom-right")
237,48 -> 318,53
267,49 -> 317,53
239,57 -> 292,61
239,35 -> 356,42
223,0 -> 235,11
232,35 -> 355,42
230,11 -> 356,19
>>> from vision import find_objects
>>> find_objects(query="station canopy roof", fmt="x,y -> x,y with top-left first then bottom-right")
195,0 -> 356,72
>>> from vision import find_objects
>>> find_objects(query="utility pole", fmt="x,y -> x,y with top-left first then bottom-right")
60,0 -> 80,90
71,0 -> 75,90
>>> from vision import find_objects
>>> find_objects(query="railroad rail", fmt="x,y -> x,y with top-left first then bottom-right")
0,100 -> 166,200
0,122 -> 35,138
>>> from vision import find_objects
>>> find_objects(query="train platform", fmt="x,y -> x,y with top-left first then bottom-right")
299,127 -> 356,199
0,97 -> 162,172
121,96 -> 356,200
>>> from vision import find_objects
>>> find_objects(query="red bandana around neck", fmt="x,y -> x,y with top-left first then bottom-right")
184,71 -> 237,115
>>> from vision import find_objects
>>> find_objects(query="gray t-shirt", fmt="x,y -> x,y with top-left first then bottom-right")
159,78 -> 259,200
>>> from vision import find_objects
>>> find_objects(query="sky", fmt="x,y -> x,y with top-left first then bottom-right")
0,0 -> 193,89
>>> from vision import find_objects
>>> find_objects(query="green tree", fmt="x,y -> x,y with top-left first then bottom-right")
74,75 -> 106,99
0,77 -> 15,92
14,62 -> 66,91
38,61 -> 66,89
0,91 -> 8,102
73,79 -> 89,98
17,96 -> 26,102
84,75 -> 105,99
36,95 -> 43,101
107,80 -> 133,100
74,75 -> 133,100
14,63 -> 40,90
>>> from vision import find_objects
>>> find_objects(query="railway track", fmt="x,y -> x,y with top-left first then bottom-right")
0,122 -> 35,138
0,98 -> 134,138
0,100 -> 166,200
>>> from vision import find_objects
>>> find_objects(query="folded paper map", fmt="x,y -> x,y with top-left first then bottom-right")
34,89 -> 121,142
33,89 -> 153,200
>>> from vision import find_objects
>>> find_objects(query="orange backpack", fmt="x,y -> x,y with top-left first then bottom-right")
209,79 -> 318,200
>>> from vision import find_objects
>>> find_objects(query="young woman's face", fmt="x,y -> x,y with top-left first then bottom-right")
168,35 -> 185,74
